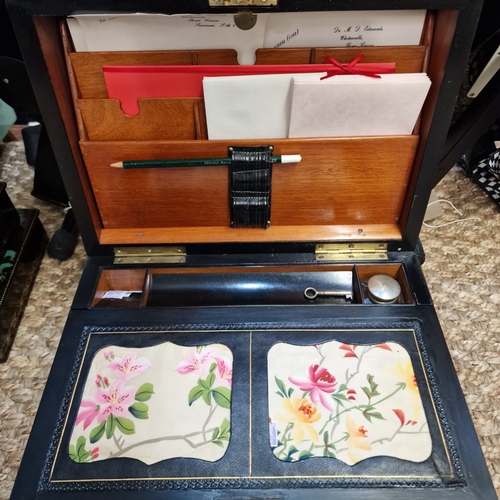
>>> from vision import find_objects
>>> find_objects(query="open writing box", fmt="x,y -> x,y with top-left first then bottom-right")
5,0 -> 497,498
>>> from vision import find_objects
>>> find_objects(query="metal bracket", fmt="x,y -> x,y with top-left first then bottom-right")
315,243 -> 388,262
114,246 -> 186,264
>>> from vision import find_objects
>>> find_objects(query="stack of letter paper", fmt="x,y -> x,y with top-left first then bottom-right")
288,73 -> 431,137
203,63 -> 396,139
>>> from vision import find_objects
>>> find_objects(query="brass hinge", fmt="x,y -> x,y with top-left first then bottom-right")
315,243 -> 388,262
209,0 -> 277,6
114,246 -> 186,264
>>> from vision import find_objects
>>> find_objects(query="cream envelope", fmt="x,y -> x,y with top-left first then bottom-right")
203,73 -> 325,140
68,11 -> 426,65
288,73 -> 431,138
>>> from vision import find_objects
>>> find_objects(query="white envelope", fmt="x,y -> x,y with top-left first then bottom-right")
288,73 -> 431,138
69,14 -> 268,65
203,73 -> 324,140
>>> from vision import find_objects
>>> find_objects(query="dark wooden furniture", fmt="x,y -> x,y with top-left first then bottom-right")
0,183 -> 46,361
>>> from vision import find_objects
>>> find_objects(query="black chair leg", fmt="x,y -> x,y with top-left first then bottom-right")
46,208 -> 78,261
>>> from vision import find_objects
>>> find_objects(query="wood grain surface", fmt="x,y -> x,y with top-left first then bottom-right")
79,136 -> 417,243
70,49 -> 239,98
255,45 -> 427,72
78,98 -> 207,140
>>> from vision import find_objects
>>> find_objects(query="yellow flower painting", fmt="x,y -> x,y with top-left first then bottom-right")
274,397 -> 322,445
345,415 -> 371,464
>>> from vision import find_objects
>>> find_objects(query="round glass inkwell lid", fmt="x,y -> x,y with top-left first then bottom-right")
367,275 -> 401,304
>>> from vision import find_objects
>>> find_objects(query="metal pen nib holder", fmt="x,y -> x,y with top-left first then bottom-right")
228,145 -> 273,228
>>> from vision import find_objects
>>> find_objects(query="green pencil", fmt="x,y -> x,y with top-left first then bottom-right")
109,154 -> 301,169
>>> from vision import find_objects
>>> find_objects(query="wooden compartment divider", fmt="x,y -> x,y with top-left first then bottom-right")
78,98 -> 207,140
92,268 -> 147,307
255,45 -> 427,71
70,49 -> 239,99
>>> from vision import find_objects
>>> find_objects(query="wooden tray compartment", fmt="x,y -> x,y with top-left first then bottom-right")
70,45 -> 428,100
92,268 -> 147,307
356,263 -> 413,304
90,263 -> 412,307
78,98 -> 207,141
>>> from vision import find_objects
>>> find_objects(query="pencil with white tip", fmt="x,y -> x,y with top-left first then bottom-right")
109,154 -> 301,169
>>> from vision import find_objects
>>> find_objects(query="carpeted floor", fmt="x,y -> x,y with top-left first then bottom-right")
0,140 -> 498,498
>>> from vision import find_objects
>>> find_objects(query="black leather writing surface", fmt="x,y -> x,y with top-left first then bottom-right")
40,323 -> 461,494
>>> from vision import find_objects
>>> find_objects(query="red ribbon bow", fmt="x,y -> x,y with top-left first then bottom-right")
321,54 -> 383,80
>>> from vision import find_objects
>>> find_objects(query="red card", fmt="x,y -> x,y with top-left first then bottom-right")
103,62 -> 395,116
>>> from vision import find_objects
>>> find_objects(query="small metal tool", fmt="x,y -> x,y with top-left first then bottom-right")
304,287 -> 352,300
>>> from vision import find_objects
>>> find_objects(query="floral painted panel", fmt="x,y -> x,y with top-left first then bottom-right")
268,341 -> 432,465
69,343 -> 232,465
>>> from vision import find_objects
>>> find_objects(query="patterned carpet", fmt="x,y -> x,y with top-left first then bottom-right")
0,140 -> 498,498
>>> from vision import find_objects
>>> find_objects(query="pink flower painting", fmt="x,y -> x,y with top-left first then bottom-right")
215,356 -> 233,388
70,342 -> 233,465
95,380 -> 137,423
288,364 -> 338,411
108,352 -> 152,380
75,398 -> 99,430
175,347 -> 216,377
